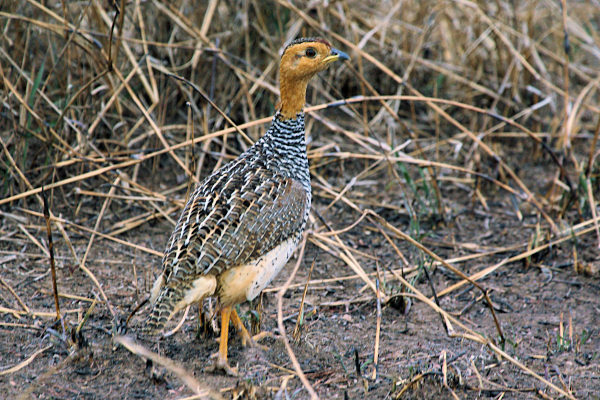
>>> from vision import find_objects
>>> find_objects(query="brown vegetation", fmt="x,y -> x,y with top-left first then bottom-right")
1,0 -> 599,399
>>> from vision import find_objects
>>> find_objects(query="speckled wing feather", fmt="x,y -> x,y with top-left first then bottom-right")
145,150 -> 309,332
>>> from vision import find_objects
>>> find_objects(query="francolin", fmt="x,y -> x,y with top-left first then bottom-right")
145,37 -> 349,374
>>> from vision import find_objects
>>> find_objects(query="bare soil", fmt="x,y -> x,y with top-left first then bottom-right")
1,1 -> 599,399
1,143 -> 599,399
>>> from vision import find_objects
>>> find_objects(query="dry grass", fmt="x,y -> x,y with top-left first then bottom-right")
1,0 -> 599,399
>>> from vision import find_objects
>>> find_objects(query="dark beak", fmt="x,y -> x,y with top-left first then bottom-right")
323,47 -> 350,64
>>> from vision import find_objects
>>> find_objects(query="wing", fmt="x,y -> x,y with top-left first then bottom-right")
160,156 -> 309,291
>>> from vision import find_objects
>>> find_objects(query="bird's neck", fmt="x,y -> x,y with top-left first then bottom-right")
279,75 -> 310,120
260,113 -> 311,191
264,113 -> 307,155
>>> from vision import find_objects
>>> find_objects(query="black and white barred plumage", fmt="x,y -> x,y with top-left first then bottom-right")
145,112 -> 311,332
143,37 -> 348,344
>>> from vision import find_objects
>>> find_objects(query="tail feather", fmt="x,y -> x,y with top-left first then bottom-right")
142,286 -> 180,335
142,275 -> 217,336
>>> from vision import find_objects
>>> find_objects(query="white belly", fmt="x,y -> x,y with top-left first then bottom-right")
218,237 -> 297,305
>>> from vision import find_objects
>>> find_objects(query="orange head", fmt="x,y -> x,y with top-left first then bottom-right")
278,37 -> 349,119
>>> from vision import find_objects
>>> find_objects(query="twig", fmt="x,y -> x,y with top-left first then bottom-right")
42,186 -> 60,320
78,176 -> 119,319
354,348 -> 368,393
394,371 -> 434,398
558,0 -> 570,150
585,177 -> 600,249
293,257 -> 316,343
0,306 -> 81,318
366,210 -> 504,343
371,267 -> 381,381
586,116 -> 600,177
19,208 -> 163,257
421,258 -> 448,335
0,345 -> 52,376
114,335 -> 223,399
276,1 -> 560,234
165,71 -> 254,145
441,350 -> 460,400
0,277 -> 30,314
163,305 -> 190,337
126,297 -> 149,328
384,266 -> 576,399
185,102 -> 196,202
276,233 -> 319,399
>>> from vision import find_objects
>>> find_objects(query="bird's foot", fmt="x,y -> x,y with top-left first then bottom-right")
230,310 -> 271,349
207,358 -> 239,376
242,331 -> 271,351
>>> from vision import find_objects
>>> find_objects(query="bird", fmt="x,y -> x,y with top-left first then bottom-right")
144,37 -> 349,374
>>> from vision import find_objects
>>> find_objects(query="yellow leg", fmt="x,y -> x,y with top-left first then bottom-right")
217,307 -> 231,364
207,306 -> 238,375
230,309 -> 252,346
209,307 -> 271,375
230,309 -> 271,349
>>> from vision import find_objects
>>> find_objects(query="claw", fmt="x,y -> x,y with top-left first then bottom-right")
207,358 -> 239,376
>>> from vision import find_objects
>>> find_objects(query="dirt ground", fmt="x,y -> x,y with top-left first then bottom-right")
1,1 -> 600,399
1,143 -> 599,399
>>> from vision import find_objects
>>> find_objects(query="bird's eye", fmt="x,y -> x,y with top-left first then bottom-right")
305,47 -> 317,58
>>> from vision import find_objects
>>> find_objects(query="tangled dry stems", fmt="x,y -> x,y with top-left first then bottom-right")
1,0 -> 599,398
